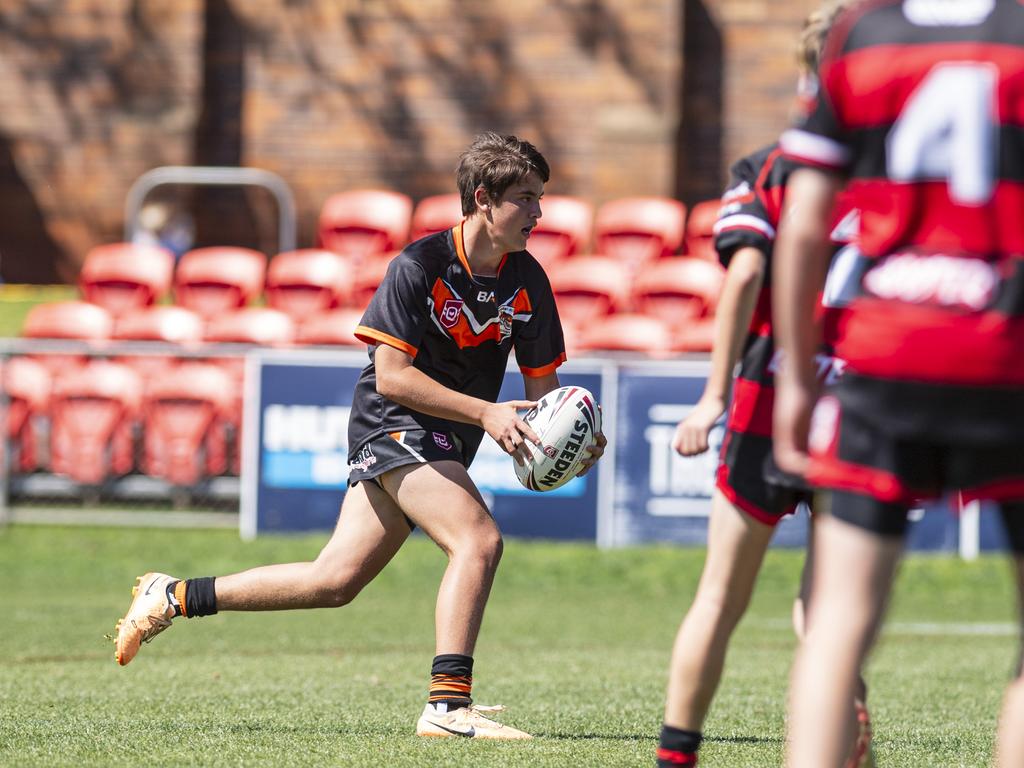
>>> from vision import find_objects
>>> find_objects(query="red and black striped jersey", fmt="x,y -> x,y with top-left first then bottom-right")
781,0 -> 1024,387
349,223 -> 566,461
713,144 -> 854,438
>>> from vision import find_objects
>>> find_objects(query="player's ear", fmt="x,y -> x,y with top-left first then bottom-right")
474,185 -> 492,213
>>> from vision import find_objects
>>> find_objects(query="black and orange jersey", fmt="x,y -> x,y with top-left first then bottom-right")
349,222 -> 566,464
780,0 -> 1024,390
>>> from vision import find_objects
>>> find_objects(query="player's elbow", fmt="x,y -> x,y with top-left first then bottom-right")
375,370 -> 399,400
727,248 -> 766,291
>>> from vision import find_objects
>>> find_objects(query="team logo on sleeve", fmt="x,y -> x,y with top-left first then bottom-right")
439,298 -> 464,328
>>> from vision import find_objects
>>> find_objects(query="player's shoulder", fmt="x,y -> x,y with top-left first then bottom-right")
508,249 -> 550,282
730,144 -> 780,182
392,230 -> 454,274
828,0 -> 1024,60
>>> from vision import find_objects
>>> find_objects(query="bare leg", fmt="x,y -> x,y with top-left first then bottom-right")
996,553 -> 1024,766
663,489 -> 776,729
793,507 -> 814,641
215,479 -> 412,610
382,460 -> 503,655
786,513 -> 901,768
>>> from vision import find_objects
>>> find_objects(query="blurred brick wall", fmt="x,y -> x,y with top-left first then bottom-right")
0,0 -> 815,283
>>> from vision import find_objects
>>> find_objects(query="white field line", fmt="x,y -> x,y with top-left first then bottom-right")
756,618 -> 1020,637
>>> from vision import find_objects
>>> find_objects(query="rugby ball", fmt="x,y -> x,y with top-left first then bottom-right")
515,386 -> 601,492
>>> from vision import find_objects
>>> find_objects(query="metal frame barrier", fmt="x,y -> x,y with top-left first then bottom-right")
124,166 -> 297,254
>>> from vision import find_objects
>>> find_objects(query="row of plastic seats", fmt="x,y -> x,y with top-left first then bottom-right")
76,242 -> 721,332
4,355 -> 239,486
318,190 -> 721,267
22,302 -> 361,356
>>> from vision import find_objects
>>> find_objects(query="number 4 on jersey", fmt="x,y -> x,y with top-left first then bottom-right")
886,63 -> 998,205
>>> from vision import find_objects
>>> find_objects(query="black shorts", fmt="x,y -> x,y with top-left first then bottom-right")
827,491 -> 1024,552
807,388 -> 1024,506
347,429 -> 469,488
717,428 -> 813,526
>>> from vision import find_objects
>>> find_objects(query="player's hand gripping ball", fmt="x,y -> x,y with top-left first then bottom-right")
515,386 -> 601,491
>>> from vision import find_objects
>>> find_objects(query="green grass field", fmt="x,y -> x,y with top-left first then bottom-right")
0,525 -> 1019,767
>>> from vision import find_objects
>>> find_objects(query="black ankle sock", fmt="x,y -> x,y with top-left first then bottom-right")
183,577 -> 218,617
429,653 -> 473,710
657,724 -> 702,766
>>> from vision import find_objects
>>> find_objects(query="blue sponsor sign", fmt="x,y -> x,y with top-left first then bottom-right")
241,350 -> 610,540
242,351 -> 364,535
607,361 -> 812,546
241,351 -> 999,555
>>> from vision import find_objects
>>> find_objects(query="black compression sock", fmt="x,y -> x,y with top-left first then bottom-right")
657,724 -> 702,766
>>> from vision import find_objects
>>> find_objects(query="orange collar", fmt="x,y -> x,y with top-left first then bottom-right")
453,221 -> 507,278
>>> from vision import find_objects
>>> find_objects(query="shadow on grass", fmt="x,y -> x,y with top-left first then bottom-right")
706,735 -> 782,745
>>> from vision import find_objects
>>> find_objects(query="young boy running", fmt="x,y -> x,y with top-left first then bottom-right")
655,4 -> 870,766
773,1 -> 1024,764
113,132 -> 605,740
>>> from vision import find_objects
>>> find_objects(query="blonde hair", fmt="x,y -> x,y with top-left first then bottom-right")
797,0 -> 862,74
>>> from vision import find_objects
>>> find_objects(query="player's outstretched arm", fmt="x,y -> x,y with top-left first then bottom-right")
375,343 -> 539,464
674,245 -> 765,457
772,167 -> 842,476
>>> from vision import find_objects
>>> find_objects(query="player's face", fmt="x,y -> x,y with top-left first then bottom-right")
488,171 -> 544,252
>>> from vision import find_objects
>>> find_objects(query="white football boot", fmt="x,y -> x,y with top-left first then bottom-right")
415,703 -> 533,740
114,572 -> 178,666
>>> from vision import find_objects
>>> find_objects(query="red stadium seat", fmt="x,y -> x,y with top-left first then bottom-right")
204,307 -> 295,474
350,252 -> 396,310
21,301 -> 114,374
79,242 -> 174,318
632,258 -> 725,328
410,193 -> 463,242
141,361 -> 234,485
112,306 -> 205,384
3,357 -> 51,473
575,313 -> 675,357
684,199 -> 722,262
204,307 -> 296,348
317,189 -> 413,261
528,195 -> 593,267
676,318 -> 717,353
49,361 -> 142,484
295,308 -> 365,347
265,249 -> 354,320
594,196 -> 687,267
547,256 -> 632,325
114,305 -> 205,345
174,246 -> 266,320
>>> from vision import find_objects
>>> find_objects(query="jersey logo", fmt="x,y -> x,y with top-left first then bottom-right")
432,432 -> 453,450
862,252 -> 998,311
349,444 -> 377,472
429,278 -> 534,348
478,290 -> 495,302
498,304 -> 515,341
439,298 -> 464,328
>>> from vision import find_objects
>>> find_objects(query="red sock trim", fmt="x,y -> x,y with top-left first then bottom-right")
656,747 -> 697,766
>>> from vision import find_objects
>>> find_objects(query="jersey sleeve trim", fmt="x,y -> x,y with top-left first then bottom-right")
713,213 -> 776,240
520,352 -> 567,378
354,325 -> 418,357
780,129 -> 850,170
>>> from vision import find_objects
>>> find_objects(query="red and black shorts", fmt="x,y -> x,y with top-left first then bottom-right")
807,374 -> 1024,539
347,429 -> 470,488
717,428 -> 813,527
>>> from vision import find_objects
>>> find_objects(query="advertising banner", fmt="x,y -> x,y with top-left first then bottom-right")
241,351 -> 986,554
242,350 -> 612,541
